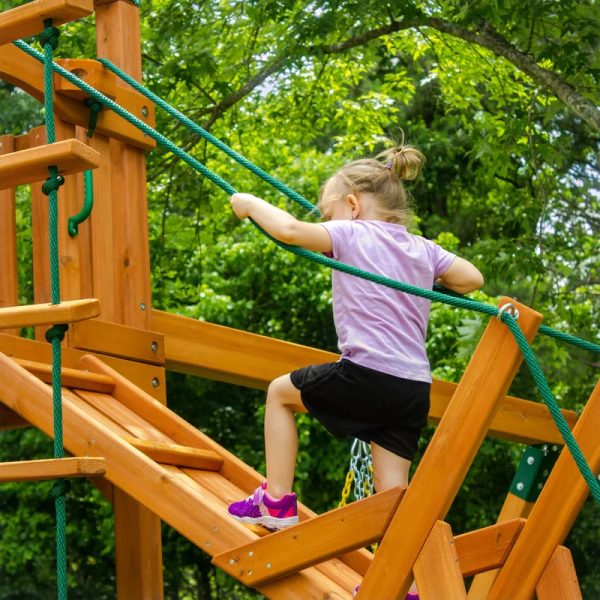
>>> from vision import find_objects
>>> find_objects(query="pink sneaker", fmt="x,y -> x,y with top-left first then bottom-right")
227,482 -> 298,530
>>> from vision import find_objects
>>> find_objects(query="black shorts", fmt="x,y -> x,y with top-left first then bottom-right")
290,359 -> 430,461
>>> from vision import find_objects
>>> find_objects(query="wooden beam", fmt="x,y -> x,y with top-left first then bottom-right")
0,299 -> 100,330
359,299 -> 542,600
69,319 -> 165,365
0,0 -> 93,46
55,58 -> 156,129
0,333 -> 166,403
536,546 -> 582,600
12,357 -> 115,393
489,380 -> 600,600
454,518 -> 525,577
153,309 -> 576,445
0,135 -> 19,336
0,139 -> 100,191
0,456 -> 105,482
213,487 -> 405,586
123,436 -> 223,471
0,45 -> 155,151
411,521 -> 467,600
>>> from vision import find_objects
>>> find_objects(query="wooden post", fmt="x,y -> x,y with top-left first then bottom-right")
535,546 -> 582,600
488,380 -> 600,600
0,134 -> 19,336
94,2 -> 161,598
357,298 -> 543,599
413,521 -> 467,600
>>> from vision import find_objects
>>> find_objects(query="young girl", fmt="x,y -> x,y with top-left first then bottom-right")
227,145 -> 484,533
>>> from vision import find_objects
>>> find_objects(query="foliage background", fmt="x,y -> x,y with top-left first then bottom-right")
0,0 -> 598,597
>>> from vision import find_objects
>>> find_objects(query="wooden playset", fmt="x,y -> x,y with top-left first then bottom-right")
0,2 -> 598,598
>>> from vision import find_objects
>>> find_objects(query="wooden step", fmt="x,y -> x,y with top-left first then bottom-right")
0,456 -> 105,482
213,486 -> 406,586
13,358 -> 115,393
123,436 -> 224,471
0,298 -> 100,330
0,0 -> 93,46
0,139 -> 100,191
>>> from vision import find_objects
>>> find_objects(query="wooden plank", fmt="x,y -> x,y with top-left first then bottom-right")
0,135 -> 19,336
0,45 -> 155,150
0,139 -> 100,191
69,319 -> 165,365
213,487 -> 405,586
0,356 -> 353,599
55,59 -> 156,129
0,333 -> 166,403
0,456 -> 105,482
411,521 -> 467,600
0,0 -> 93,46
123,436 -> 223,471
0,299 -> 100,330
454,519 -> 525,577
359,299 -> 543,600
468,493 -> 534,598
13,357 -> 115,393
153,310 -> 577,445
489,380 -> 600,600
536,546 -> 582,600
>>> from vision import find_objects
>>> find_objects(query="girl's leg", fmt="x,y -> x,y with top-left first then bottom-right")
264,374 -> 306,498
370,442 -> 411,491
371,442 -> 418,595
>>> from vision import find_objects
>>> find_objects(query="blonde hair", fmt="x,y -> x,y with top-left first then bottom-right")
320,144 -> 425,225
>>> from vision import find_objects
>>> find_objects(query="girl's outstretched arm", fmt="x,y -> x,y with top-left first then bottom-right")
437,257 -> 484,294
230,193 -> 332,253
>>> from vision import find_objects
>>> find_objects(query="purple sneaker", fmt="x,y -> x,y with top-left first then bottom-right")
227,482 -> 298,530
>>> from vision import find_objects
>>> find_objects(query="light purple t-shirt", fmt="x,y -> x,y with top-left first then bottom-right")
320,220 -> 456,383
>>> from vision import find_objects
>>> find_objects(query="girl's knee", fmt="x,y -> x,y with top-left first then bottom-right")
267,374 -> 304,412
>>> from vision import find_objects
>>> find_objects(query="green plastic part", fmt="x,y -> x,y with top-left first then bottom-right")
510,444 -> 562,502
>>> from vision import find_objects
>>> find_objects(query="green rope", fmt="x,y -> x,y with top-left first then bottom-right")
14,39 -> 599,502
68,170 -> 94,237
84,98 -> 103,138
39,22 -> 68,600
97,57 -> 318,214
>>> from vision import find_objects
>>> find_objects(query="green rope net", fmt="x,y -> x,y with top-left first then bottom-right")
12,39 -> 599,503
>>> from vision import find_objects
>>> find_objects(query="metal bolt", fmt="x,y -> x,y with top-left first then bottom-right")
229,559 -> 235,565
516,482 -> 524,491
527,456 -> 535,465
538,483 -> 543,489
248,551 -> 254,557
552,445 -> 559,451
266,562 -> 271,569
140,302 -> 146,310
248,570 -> 253,576
151,340 -> 159,353
142,105 -> 149,117
151,377 -> 160,388
543,469 -> 549,477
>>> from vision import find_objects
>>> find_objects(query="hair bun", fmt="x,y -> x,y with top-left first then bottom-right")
384,145 -> 425,181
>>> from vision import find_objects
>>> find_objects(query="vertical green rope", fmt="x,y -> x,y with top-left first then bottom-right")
39,20 -> 68,600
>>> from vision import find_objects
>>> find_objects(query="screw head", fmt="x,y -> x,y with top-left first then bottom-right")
516,482 -> 524,491
151,377 -> 160,388
151,341 -> 159,353
140,302 -> 146,310
142,105 -> 149,117
527,456 -> 535,465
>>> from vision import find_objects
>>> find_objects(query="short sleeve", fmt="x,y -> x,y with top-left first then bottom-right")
320,220 -> 356,261
431,243 -> 456,279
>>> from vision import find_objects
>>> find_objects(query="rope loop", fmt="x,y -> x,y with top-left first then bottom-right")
38,25 -> 60,51
49,479 -> 70,500
42,173 -> 65,196
45,324 -> 68,344
84,98 -> 103,137
497,302 -> 520,322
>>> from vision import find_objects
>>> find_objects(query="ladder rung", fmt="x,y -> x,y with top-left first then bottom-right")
0,0 -> 93,46
0,139 -> 100,191
0,298 -> 100,330
123,436 -> 223,471
13,358 -> 115,393
212,486 -> 405,586
0,457 -> 105,482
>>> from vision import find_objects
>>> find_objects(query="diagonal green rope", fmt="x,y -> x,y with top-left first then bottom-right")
39,22 -> 68,600
14,39 -> 599,502
97,57 -> 318,214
